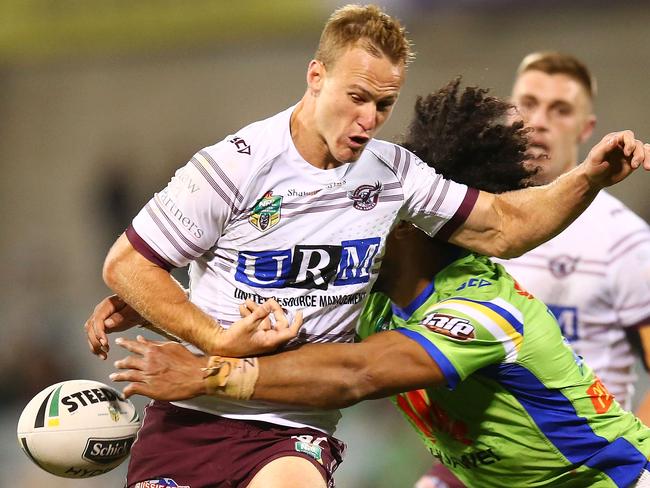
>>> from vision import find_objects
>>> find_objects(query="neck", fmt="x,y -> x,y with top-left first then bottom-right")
290,96 -> 341,170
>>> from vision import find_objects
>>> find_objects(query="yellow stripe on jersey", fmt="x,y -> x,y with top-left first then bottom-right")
430,298 -> 524,362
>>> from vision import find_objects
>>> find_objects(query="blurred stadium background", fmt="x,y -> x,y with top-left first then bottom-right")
1,1 -> 649,486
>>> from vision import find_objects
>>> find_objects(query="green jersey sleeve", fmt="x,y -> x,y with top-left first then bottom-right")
394,296 -> 524,388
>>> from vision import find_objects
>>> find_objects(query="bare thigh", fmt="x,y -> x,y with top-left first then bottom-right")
246,455 -> 327,488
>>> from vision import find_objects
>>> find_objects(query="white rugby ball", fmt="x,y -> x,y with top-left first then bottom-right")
17,379 -> 140,478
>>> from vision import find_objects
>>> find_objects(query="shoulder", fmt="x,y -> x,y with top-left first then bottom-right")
590,192 -> 650,254
198,106 -> 294,181
364,139 -> 421,175
594,191 -> 649,230
436,254 -> 505,301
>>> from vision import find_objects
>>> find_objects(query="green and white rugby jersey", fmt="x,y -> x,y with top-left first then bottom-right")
357,253 -> 650,487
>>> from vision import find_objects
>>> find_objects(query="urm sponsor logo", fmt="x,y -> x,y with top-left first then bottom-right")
235,237 -> 381,290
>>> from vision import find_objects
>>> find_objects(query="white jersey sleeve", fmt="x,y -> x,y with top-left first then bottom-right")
130,141 -> 252,268
367,141 -> 479,239
607,210 -> 650,327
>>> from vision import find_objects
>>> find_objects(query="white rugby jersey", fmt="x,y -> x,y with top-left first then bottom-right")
129,105 -> 478,433
495,191 -> 650,409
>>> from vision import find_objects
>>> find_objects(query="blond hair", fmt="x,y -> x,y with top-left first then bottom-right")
517,51 -> 597,99
315,4 -> 414,69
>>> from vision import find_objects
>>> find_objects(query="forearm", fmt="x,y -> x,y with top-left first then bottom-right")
103,234 -> 223,354
253,343 -> 371,409
494,164 -> 598,257
250,332 -> 442,408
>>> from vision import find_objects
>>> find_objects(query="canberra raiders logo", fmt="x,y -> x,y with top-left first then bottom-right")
249,191 -> 283,231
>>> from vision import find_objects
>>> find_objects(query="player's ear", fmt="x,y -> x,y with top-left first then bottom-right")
307,59 -> 326,95
578,114 -> 596,144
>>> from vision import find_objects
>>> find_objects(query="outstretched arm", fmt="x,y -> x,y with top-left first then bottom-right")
100,234 -> 301,357
102,233 -> 234,355
451,131 -> 650,258
111,331 -> 444,408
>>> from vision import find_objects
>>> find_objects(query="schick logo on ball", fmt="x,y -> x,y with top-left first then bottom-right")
82,436 -> 135,464
235,237 -> 381,290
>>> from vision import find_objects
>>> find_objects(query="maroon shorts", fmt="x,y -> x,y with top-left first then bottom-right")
126,401 -> 346,488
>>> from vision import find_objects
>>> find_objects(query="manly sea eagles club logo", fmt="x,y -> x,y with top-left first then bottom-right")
249,191 -> 283,231
347,181 -> 383,211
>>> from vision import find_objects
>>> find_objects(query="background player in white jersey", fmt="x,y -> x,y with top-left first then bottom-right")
84,5 -> 650,487
502,52 -> 650,418
416,51 -> 650,488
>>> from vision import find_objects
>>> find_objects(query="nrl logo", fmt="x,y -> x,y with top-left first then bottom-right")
249,191 -> 283,231
108,404 -> 120,422
347,181 -> 383,211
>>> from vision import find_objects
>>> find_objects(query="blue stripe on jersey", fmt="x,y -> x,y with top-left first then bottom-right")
586,437 -> 648,485
391,281 -> 435,320
485,363 -> 646,487
397,329 -> 461,389
453,297 -> 524,336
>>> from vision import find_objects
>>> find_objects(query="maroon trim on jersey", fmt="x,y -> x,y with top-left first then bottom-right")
126,225 -> 174,272
436,187 -> 479,241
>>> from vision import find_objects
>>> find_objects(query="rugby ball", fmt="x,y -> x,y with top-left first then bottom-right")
17,379 -> 140,478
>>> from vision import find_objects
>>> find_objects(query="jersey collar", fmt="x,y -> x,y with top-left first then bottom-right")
391,280 -> 435,321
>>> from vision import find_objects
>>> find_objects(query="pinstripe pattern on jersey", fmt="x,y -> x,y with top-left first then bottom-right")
151,195 -> 210,255
198,149 -> 244,205
610,231 -> 650,264
144,204 -> 196,261
190,155 -> 242,214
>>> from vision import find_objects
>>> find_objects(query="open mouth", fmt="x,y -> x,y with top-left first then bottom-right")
349,135 -> 370,148
527,142 -> 550,161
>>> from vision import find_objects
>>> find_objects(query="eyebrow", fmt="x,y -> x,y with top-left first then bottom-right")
350,84 -> 398,104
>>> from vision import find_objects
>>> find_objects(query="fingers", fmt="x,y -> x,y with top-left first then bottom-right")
84,295 -> 128,359
644,144 -> 650,170
264,299 -> 286,324
239,303 -> 251,318
122,383 -> 147,399
114,336 -> 149,355
113,353 -> 145,372
630,139 -> 646,169
247,303 -> 273,328
607,130 -> 646,168
239,299 -> 262,318
263,299 -> 303,342
85,315 -> 109,360
287,310 -> 304,337
620,130 -> 635,157
109,372 -> 147,399
275,309 -> 303,340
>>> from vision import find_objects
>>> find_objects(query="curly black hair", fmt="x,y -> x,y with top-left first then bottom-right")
401,78 -> 536,194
